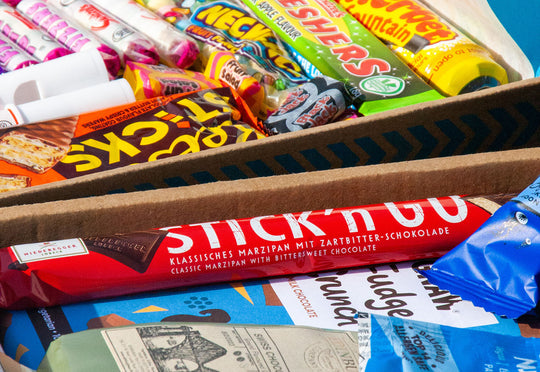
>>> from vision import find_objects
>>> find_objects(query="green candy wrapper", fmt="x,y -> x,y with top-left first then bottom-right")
240,0 -> 445,115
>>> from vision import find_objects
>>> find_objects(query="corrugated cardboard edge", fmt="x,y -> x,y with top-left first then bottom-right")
0,147 -> 538,247
0,77 -> 539,207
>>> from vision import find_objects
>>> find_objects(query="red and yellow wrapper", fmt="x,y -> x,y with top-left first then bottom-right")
204,50 -> 267,120
337,0 -> 508,96
123,61 -> 224,100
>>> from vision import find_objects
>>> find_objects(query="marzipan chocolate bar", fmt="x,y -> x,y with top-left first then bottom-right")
0,194 -> 511,309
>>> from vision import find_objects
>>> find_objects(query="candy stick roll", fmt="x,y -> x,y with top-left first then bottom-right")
0,31 -> 37,71
16,0 -> 122,78
45,0 -> 160,65
0,5 -> 71,61
0,48 -> 110,107
91,0 -> 199,69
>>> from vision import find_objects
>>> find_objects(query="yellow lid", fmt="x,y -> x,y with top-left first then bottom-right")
429,51 -> 509,96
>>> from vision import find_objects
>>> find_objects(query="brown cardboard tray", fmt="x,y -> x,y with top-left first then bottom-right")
0,77 -> 538,208
0,147 -> 538,248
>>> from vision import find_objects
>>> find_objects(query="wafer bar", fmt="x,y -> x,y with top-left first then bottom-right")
0,117 -> 76,173
0,173 -> 30,192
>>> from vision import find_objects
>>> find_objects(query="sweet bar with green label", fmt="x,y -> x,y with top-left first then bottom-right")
240,0 -> 445,115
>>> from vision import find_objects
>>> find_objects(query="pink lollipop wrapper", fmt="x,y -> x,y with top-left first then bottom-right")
169,39 -> 199,69
42,47 -> 71,61
123,37 -> 159,65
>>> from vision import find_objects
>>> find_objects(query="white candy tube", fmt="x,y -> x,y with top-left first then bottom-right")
0,78 -> 135,128
0,49 -> 110,107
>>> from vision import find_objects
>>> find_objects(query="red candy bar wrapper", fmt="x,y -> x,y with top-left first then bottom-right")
0,194 -> 510,309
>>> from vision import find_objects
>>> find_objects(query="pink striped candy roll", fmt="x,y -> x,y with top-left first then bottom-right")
46,0 -> 159,65
16,0 -> 121,78
91,0 -> 199,69
0,5 -> 71,61
0,32 -> 38,71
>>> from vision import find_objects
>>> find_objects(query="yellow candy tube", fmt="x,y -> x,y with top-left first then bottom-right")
337,0 -> 508,96
204,50 -> 266,120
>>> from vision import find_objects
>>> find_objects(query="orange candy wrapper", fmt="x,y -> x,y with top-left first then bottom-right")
0,86 -> 266,192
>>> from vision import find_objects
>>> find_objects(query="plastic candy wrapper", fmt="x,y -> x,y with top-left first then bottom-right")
486,0 -> 540,77
0,48 -> 110,106
263,75 -> 357,134
0,86 -> 264,192
123,61 -> 223,100
0,78 -> 135,128
45,0 -> 160,66
0,5 -> 71,62
241,0 -> 445,116
91,0 -> 199,69
16,0 -> 122,78
0,193 -> 510,309
2,0 -> 22,6
418,0 -> 534,83
134,0 -> 185,21
420,175 -> 540,319
357,313 -> 540,371
37,322 -> 359,371
337,0 -> 509,96
137,0 -> 309,118
204,50 -> 266,119
0,31 -> 37,71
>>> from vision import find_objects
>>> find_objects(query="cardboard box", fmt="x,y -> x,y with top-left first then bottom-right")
0,77 -> 539,208
0,146 -> 538,248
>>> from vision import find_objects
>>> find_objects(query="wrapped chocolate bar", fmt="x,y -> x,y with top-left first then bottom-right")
358,313 -> 540,371
0,193 -> 510,309
0,5 -> 71,62
44,0 -> 160,66
420,175 -> 540,318
90,0 -> 199,69
16,0 -> 122,78
0,86 -> 264,190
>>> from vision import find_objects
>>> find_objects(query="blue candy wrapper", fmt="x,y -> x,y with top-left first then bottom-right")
420,175 -> 540,318
360,313 -> 540,371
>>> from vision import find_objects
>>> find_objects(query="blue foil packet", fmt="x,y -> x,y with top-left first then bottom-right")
420,175 -> 540,318
360,313 -> 540,371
